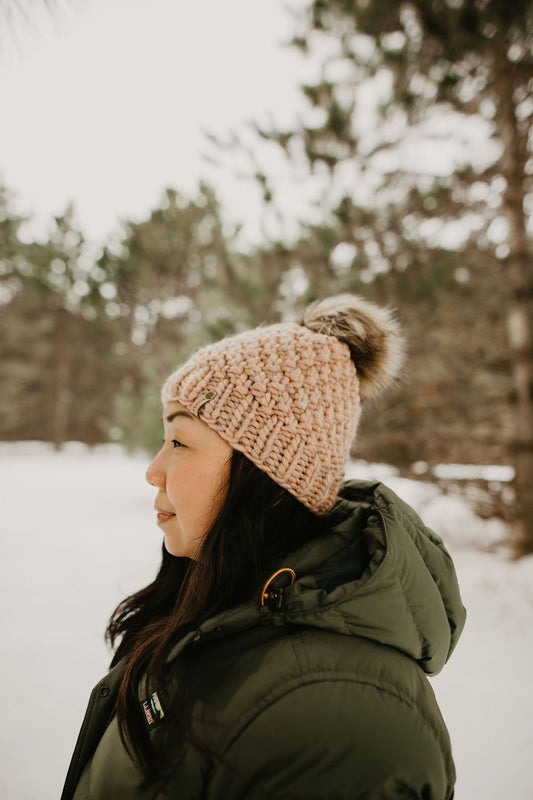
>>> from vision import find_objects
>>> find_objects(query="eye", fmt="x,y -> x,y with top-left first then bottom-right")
171,439 -> 185,449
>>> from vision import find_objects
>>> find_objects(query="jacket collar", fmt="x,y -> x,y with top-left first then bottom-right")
165,480 -> 466,675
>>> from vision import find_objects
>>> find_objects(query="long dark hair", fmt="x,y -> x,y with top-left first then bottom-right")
106,448 -> 330,782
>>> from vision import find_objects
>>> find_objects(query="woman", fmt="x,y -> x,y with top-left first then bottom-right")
62,294 -> 466,800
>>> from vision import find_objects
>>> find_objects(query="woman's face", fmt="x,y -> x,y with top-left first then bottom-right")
146,401 -> 233,559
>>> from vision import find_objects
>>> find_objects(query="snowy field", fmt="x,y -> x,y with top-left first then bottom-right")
1,442 -> 532,800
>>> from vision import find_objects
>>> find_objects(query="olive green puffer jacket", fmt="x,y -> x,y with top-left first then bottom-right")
62,480 -> 466,800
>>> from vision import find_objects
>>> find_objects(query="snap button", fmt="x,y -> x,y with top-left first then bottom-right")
99,685 -> 110,698
191,632 -> 201,643
205,391 -> 215,400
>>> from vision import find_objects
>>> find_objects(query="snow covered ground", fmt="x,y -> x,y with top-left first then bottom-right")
1,442 -> 532,799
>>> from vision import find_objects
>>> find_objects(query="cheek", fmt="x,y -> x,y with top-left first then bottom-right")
207,459 -> 231,514
167,460 -> 226,519
191,460 -> 230,527
167,465 -> 196,506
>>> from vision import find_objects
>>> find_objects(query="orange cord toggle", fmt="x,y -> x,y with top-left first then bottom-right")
260,567 -> 296,608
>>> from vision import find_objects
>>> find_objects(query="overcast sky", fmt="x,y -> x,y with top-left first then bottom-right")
0,0 -> 307,245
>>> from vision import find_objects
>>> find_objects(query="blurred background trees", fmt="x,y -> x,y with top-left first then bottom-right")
1,0 -> 531,554
211,0 -> 532,553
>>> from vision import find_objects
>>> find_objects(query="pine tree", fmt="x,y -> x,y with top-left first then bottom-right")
240,0 -> 533,555
0,192 -> 118,446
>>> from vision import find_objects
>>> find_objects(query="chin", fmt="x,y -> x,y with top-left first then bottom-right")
163,537 -> 184,558
163,536 -> 199,560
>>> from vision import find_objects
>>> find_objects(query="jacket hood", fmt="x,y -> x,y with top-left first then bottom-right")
168,480 -> 466,676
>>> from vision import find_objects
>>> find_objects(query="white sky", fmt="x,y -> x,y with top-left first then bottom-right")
0,0 -> 514,255
0,0 -> 307,245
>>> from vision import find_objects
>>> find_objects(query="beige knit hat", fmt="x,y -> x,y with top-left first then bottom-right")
161,294 -> 405,514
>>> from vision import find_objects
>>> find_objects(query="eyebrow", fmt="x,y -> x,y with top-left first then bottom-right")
165,410 -> 196,423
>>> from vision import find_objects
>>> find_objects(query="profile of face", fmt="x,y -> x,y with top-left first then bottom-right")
146,401 -> 233,559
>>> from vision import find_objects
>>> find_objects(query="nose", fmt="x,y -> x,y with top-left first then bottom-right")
146,449 -> 165,489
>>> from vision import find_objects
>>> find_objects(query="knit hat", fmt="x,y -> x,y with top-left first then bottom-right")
161,294 -> 405,514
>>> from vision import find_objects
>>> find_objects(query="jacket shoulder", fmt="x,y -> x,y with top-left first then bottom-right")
169,628 -> 454,800
205,671 -> 454,800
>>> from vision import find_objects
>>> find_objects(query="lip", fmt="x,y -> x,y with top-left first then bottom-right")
155,507 -> 175,523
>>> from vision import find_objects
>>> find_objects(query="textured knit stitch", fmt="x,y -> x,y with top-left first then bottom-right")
161,323 -> 359,514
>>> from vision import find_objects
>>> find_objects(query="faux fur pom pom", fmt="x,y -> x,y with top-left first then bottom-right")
301,294 -> 405,399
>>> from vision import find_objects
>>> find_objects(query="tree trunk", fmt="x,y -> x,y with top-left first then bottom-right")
496,50 -> 533,557
52,306 -> 71,450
